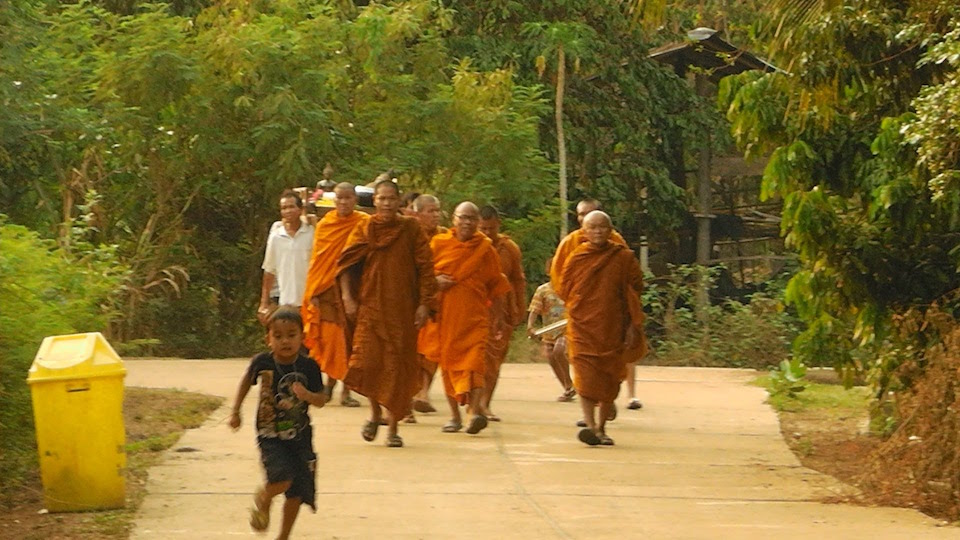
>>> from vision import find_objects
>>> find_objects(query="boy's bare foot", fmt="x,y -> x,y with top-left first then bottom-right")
249,488 -> 270,531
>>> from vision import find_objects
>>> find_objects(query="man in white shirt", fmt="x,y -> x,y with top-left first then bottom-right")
258,190 -> 315,323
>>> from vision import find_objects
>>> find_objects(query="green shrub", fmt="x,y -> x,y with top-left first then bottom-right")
0,216 -> 125,501
644,265 -> 800,370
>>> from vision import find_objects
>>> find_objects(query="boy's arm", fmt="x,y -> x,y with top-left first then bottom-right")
526,311 -> 539,338
229,373 -> 253,431
292,382 -> 328,408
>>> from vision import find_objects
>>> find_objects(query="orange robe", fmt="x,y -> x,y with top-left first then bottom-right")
550,228 -> 626,294
431,231 -> 511,401
300,210 -> 370,381
338,215 -> 437,417
558,241 -> 646,403
484,234 -> 526,389
416,225 -> 447,377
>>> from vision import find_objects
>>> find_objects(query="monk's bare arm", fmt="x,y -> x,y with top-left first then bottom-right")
339,272 -> 357,318
229,373 -> 253,430
413,225 -> 438,310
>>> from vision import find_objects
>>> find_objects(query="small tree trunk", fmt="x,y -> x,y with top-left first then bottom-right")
556,44 -> 568,238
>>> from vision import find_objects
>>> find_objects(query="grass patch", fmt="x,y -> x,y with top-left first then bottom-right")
755,372 -> 881,503
754,374 -> 871,413
0,387 -> 222,539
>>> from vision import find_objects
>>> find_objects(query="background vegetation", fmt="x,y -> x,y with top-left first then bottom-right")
5,0 -> 960,516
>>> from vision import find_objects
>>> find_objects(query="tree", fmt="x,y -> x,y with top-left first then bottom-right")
721,0 -> 960,388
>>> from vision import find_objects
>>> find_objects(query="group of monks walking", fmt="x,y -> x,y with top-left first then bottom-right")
277,179 -> 646,448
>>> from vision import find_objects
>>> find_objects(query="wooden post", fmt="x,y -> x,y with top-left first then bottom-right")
694,73 -> 713,326
695,73 -> 713,266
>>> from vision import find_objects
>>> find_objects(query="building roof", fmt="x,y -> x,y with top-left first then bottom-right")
649,28 -> 779,82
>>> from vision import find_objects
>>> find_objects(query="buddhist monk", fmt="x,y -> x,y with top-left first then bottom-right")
301,183 -> 370,407
558,211 -> 646,446
477,205 -> 526,422
432,202 -> 511,435
409,194 -> 447,420
551,198 -> 642,418
337,180 -> 437,447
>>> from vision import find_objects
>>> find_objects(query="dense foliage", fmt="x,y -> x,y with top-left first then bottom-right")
0,217 -> 125,495
1,1 -> 561,355
1,0 -> 717,356
721,0 -> 960,390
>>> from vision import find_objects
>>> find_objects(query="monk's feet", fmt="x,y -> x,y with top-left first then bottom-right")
577,428 -> 601,446
557,388 -> 577,402
441,419 -> 462,433
413,399 -> 436,413
386,434 -> 403,448
576,419 -> 587,428
598,430 -> 615,446
361,420 -> 379,442
465,414 -> 488,434
403,413 -> 417,424
606,403 -> 617,422
341,395 -> 361,408
627,399 -> 642,410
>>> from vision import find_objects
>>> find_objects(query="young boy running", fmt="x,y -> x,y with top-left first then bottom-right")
230,306 -> 327,539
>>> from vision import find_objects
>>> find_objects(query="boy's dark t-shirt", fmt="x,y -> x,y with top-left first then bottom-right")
246,352 -> 323,440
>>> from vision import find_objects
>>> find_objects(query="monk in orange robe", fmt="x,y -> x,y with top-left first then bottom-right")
301,183 -> 370,407
409,194 -> 446,419
558,211 -> 646,447
477,205 -> 526,422
432,202 -> 511,435
550,198 -> 643,415
337,180 -> 436,448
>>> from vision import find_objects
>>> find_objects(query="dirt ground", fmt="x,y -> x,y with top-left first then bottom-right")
0,388 -> 222,540
777,407 -> 880,499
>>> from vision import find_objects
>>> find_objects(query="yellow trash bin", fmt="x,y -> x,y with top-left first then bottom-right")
26,332 -> 127,512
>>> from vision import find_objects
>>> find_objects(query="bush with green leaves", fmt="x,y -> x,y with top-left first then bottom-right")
0,216 -> 125,499
643,265 -> 800,370
768,358 -> 808,400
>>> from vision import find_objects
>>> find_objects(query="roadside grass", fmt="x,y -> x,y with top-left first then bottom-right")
0,387 -> 222,539
754,372 -> 879,489
754,373 -> 871,414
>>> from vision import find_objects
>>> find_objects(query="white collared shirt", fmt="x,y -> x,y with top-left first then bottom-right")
262,220 -> 315,306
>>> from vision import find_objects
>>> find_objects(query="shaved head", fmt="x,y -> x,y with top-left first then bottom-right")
334,182 -> 357,217
453,202 -> 480,241
576,199 -> 602,226
583,210 -> 612,227
413,194 -> 441,230
582,210 -> 613,247
412,194 -> 440,212
454,201 -> 479,215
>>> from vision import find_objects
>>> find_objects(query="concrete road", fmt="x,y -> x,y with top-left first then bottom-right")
125,361 -> 959,539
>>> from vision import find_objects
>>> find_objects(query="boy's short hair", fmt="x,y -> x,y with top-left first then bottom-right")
268,305 -> 303,330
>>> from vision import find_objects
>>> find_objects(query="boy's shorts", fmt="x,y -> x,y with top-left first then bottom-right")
257,430 -> 317,510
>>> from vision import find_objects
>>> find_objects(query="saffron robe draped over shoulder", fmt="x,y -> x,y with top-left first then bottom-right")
484,234 -> 526,388
300,210 -> 370,380
416,225 -> 447,376
558,241 -> 646,403
338,215 -> 437,417
549,228 -> 626,295
431,231 -> 511,400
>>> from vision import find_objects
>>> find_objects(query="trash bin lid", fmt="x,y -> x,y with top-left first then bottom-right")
27,332 -> 126,383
